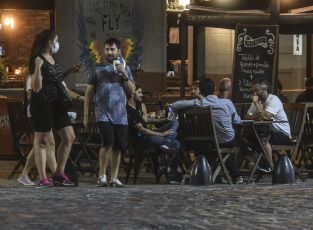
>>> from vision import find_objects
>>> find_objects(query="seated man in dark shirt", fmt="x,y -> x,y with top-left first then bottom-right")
127,84 -> 182,183
295,78 -> 313,102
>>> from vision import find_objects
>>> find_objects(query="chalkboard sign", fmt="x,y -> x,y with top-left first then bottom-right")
232,25 -> 278,103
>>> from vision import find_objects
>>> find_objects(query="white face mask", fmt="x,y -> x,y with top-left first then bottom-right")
51,42 -> 59,54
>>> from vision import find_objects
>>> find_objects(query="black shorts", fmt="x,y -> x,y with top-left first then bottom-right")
269,132 -> 291,145
97,122 -> 128,151
244,131 -> 290,149
30,95 -> 72,132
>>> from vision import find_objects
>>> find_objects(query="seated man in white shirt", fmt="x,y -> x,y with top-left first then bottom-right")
243,77 -> 291,172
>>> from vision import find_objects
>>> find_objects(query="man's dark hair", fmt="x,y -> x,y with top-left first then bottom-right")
104,38 -> 121,49
29,29 -> 57,73
135,84 -> 141,91
252,77 -> 272,93
199,78 -> 215,96
127,83 -> 141,100
305,78 -> 313,88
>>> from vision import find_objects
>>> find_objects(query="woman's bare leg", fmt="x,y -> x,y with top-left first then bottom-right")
34,131 -> 51,179
54,126 -> 75,174
46,131 -> 57,173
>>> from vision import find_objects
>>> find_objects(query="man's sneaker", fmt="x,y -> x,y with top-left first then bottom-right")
37,178 -> 53,188
240,160 -> 255,171
169,173 -> 183,184
18,175 -> 34,186
221,176 -> 244,184
97,174 -> 109,187
110,178 -> 124,187
257,165 -> 272,173
220,177 -> 232,184
235,176 -> 244,184
160,145 -> 178,154
52,173 -> 75,186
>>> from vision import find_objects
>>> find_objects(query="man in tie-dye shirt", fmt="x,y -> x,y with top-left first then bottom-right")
84,38 -> 135,187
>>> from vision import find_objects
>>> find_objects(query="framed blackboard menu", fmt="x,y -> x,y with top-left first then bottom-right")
232,25 -> 278,103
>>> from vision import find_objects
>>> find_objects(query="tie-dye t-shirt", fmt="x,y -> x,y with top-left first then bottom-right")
87,63 -> 134,125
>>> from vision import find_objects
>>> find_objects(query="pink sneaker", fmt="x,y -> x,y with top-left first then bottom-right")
37,178 -> 53,188
52,173 -> 75,186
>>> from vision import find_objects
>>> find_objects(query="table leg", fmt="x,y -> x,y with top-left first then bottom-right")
72,127 -> 99,178
247,125 -> 272,184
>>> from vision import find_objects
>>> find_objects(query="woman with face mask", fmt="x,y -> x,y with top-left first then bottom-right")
29,29 -> 75,188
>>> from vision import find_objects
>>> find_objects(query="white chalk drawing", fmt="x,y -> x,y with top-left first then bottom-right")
244,35 -> 268,48
237,27 -> 276,55
266,29 -> 275,55
236,28 -> 247,52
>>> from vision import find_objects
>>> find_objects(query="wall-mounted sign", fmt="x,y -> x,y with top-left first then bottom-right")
232,24 -> 278,103
169,27 -> 179,44
293,34 -> 302,56
76,0 -> 144,71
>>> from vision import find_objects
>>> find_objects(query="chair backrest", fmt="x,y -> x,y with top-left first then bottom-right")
303,105 -> 313,145
283,103 -> 308,140
178,106 -> 219,150
7,101 -> 33,139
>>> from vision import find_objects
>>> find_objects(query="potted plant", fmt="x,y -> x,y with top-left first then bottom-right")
19,62 -> 29,88
0,56 -> 8,87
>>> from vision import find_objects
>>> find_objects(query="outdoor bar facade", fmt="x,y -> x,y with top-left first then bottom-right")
0,0 -> 313,156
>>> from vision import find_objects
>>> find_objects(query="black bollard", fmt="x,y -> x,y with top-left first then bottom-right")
272,154 -> 295,185
190,155 -> 212,186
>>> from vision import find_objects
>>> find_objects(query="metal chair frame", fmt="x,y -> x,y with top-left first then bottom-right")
7,101 -> 34,179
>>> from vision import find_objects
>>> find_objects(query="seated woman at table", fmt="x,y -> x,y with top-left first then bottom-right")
241,77 -> 291,172
127,84 -> 182,184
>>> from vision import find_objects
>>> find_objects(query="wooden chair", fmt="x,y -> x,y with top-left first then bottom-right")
298,105 -> 313,176
7,101 -> 34,179
71,112 -> 100,178
178,106 -> 237,185
125,134 -> 169,184
272,103 -> 308,181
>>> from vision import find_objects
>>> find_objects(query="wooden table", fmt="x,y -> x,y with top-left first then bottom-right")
236,120 -> 288,184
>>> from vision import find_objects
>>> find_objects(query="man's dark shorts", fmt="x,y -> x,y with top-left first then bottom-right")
269,132 -> 291,145
97,122 -> 128,151
244,131 -> 290,150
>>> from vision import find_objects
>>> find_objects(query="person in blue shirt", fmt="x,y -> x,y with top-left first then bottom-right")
84,38 -> 135,187
170,78 -> 243,184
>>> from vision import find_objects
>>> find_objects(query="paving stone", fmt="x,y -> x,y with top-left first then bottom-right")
1,174 -> 313,229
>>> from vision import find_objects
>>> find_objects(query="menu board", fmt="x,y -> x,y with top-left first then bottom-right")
232,25 -> 278,103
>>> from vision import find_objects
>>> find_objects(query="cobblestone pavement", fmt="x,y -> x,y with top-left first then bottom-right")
1,174 -> 313,230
